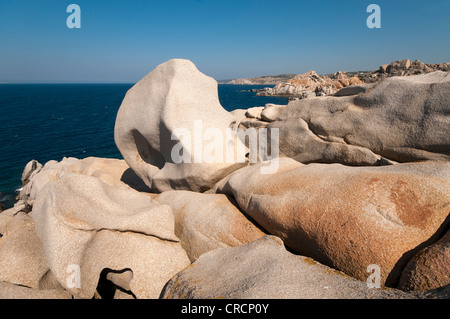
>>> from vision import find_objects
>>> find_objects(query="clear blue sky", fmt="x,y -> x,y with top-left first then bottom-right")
0,0 -> 449,83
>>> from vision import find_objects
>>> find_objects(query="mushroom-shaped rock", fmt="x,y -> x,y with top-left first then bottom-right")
114,59 -> 248,193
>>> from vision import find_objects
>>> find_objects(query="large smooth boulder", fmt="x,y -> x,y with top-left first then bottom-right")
21,159 -> 43,186
244,106 -> 264,119
155,190 -> 266,261
161,236 -> 415,299
0,212 -> 50,289
215,158 -> 450,287
32,173 -> 190,299
267,71 -> 450,165
260,104 -> 287,122
114,59 -> 248,193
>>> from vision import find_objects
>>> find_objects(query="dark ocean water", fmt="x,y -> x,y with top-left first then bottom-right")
0,84 -> 288,209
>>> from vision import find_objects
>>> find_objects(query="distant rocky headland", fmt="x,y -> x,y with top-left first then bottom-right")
0,59 -> 449,299
224,59 -> 450,100
220,73 -> 297,85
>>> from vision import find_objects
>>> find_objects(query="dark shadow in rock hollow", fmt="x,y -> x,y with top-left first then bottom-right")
120,168 -> 153,193
95,268 -> 136,299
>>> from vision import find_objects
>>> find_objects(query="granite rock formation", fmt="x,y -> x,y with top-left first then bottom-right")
0,59 -> 448,299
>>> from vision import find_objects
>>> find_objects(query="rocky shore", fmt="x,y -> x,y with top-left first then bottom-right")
0,59 -> 449,299
226,73 -> 296,85
247,59 -> 450,99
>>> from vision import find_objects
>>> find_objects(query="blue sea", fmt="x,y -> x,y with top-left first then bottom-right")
0,84 -> 288,209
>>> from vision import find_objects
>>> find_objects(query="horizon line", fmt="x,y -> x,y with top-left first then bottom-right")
0,82 -> 137,85
0,81 -> 267,85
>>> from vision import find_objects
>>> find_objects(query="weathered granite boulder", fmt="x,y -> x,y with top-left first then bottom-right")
267,71 -> 450,165
215,158 -> 450,287
161,236 -> 416,299
334,84 -> 374,96
0,211 -> 50,289
0,281 -> 71,299
155,190 -> 266,261
19,157 -> 149,206
32,173 -> 190,298
260,104 -> 287,122
244,106 -> 264,119
114,59 -> 247,193
21,159 -> 42,186
398,228 -> 450,292
229,109 -> 247,125
239,118 -> 270,130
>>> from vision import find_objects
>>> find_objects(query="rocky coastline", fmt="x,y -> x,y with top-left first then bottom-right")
0,59 -> 449,299
229,59 -> 450,100
225,73 -> 296,85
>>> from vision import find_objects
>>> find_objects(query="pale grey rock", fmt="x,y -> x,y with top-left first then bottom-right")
239,118 -> 270,129
334,84 -> 374,96
19,157 -> 79,203
155,190 -> 266,261
229,108 -> 247,126
0,203 -> 31,235
106,269 -> 134,292
114,59 -> 247,193
32,173 -> 190,298
268,71 -> 450,164
38,270 -> 64,291
161,236 -> 416,299
21,159 -> 42,186
268,115 -> 382,166
0,212 -> 50,289
244,106 -> 264,119
260,104 -> 287,122
19,157 -> 143,205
